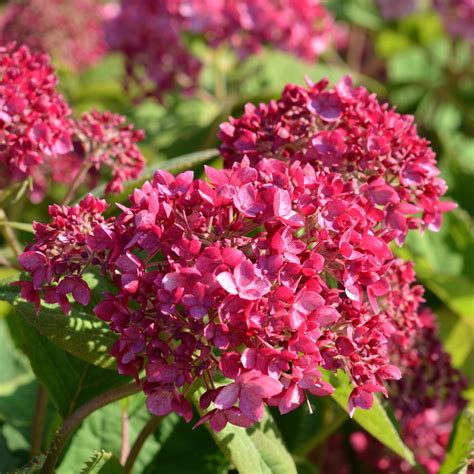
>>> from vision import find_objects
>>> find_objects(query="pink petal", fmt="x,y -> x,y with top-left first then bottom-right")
216,272 -> 238,295
214,383 -> 240,410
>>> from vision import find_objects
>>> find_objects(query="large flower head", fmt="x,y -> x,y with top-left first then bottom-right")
17,157 -> 431,430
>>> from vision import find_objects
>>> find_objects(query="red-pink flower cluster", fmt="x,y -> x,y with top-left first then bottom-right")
105,0 -> 335,99
0,43 -> 72,201
17,159 -> 438,431
434,0 -> 474,42
59,111 -> 146,195
0,43 -> 145,201
219,76 -> 455,244
0,0 -> 108,71
14,195 -> 110,314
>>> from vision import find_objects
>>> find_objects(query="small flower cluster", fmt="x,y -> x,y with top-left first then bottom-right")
434,0 -> 474,43
16,75 -> 455,432
219,76 -> 455,244
105,0 -> 335,99
14,195 -> 110,314
63,111 -> 146,195
0,43 -> 72,201
0,0 -> 108,71
0,43 -> 145,202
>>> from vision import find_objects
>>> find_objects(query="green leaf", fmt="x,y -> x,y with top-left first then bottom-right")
143,414 -> 229,474
80,451 -> 123,474
7,313 -> 130,417
60,394 -> 177,474
440,408 -> 474,474
271,398 -> 347,457
397,210 -> 474,318
191,390 -> 297,474
0,277 -> 117,369
323,370 -> 416,466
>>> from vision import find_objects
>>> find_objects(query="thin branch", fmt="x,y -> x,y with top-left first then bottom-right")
30,385 -> 49,458
62,161 -> 92,206
0,208 -> 22,257
124,416 -> 163,474
120,407 -> 130,465
41,382 -> 141,474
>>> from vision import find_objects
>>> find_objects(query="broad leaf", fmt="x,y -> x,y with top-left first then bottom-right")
440,408 -> 474,474
323,370 -> 416,466
191,390 -> 297,474
0,277 -> 117,369
271,398 -> 347,457
7,313 -> 130,417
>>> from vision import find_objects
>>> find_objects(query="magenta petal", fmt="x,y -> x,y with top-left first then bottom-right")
72,278 -> 91,306
146,389 -> 174,417
214,383 -> 239,410
239,387 -> 264,422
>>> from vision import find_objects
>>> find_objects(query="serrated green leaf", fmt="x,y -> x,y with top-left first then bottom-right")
7,313 -> 130,417
80,450 -> 123,474
440,408 -> 474,474
191,390 -> 297,474
323,370 -> 416,466
0,277 -> 117,369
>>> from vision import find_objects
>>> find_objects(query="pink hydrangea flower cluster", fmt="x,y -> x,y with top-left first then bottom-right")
0,43 -> 145,202
105,0 -> 335,99
58,110 -> 146,195
16,75 -> 455,432
0,43 -> 73,201
434,0 -> 474,43
0,0 -> 108,71
219,76 -> 455,244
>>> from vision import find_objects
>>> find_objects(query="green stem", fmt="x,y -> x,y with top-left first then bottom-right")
62,161 -> 92,206
30,385 -> 49,458
41,382 -> 141,474
124,416 -> 163,474
0,208 -> 22,258
120,405 -> 130,465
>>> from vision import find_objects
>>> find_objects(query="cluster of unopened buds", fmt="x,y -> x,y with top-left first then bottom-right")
16,75 -> 459,433
105,0 -> 336,99
0,43 -> 145,202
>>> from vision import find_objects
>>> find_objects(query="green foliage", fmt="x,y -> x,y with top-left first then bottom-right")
440,408 -> 474,474
8,313 -> 130,418
79,451 -> 123,474
192,390 -> 297,474
323,371 -> 416,466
